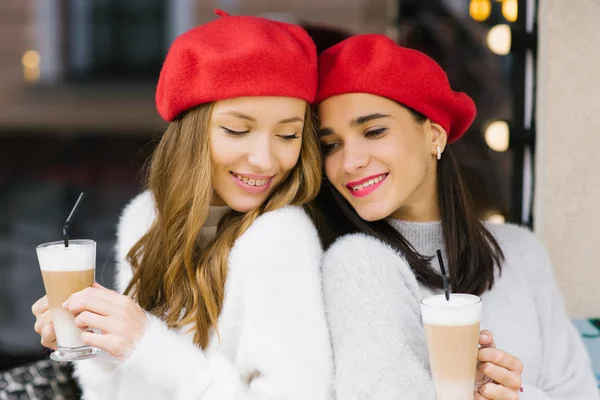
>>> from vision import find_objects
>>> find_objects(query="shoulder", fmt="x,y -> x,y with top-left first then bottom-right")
322,232 -> 418,289
323,232 -> 404,270
485,222 -> 553,277
115,190 -> 156,263
485,222 -> 548,258
237,205 -> 320,249
246,205 -> 316,233
227,206 -> 324,302
485,221 -> 537,245
230,205 -> 322,273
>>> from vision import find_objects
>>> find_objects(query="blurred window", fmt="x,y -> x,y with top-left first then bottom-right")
66,0 -> 167,82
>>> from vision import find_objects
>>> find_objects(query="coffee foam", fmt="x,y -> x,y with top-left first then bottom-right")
36,241 -> 96,272
420,294 -> 482,326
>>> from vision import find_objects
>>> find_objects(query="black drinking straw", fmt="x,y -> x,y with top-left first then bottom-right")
63,192 -> 86,248
436,249 -> 451,301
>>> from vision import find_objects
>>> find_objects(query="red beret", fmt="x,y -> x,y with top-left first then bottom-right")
315,34 -> 476,142
156,10 -> 317,122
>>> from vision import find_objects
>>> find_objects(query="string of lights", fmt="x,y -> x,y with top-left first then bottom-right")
470,0 -> 537,226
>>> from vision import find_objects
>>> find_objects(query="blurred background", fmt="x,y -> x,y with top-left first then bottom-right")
0,0 -> 598,390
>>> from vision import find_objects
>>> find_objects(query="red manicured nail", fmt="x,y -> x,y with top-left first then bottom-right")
519,387 -> 524,392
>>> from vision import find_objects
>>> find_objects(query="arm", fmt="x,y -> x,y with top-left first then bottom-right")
518,231 -> 599,400
519,283 -> 599,400
77,206 -> 333,400
72,191 -> 154,399
117,206 -> 333,399
321,234 -> 436,400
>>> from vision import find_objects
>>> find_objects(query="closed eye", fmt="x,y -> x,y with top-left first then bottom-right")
221,126 -> 249,136
278,133 -> 300,141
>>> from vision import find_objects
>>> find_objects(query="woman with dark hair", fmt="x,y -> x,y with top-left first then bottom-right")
315,34 -> 598,399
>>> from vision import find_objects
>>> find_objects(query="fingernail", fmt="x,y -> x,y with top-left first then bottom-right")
480,333 -> 489,341
62,301 -> 68,308
519,387 -> 524,393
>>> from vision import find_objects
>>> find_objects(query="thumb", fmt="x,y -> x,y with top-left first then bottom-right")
479,329 -> 496,348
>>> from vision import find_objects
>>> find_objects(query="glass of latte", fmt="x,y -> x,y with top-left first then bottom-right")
36,239 -> 99,361
420,293 -> 483,400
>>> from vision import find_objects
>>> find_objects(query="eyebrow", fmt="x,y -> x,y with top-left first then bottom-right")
318,127 -> 334,137
222,111 -> 304,124
350,113 -> 391,127
318,113 -> 391,137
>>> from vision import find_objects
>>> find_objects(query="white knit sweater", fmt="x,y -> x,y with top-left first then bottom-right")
322,220 -> 599,400
73,191 -> 334,399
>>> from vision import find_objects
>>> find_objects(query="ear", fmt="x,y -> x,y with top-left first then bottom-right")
426,121 -> 448,158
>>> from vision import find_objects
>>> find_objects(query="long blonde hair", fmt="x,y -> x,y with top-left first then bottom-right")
124,102 -> 321,348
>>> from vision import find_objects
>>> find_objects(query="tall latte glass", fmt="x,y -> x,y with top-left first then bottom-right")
36,239 -> 98,361
420,294 -> 483,400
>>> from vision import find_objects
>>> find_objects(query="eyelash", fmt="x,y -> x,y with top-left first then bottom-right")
365,127 -> 387,138
221,126 -> 249,136
222,126 -> 299,141
279,133 -> 300,141
321,142 -> 339,155
321,128 -> 387,155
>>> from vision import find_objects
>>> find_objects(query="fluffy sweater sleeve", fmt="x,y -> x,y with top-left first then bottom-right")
321,233 -> 436,400
74,194 -> 333,399
514,229 -> 599,400
72,191 -> 155,399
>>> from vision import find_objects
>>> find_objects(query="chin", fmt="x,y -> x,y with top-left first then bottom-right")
353,204 -> 391,222
226,196 -> 268,213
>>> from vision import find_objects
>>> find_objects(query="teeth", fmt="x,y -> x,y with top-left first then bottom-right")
234,173 -> 270,187
351,174 -> 386,191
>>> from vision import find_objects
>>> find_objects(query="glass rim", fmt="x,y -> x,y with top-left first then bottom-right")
36,239 -> 96,250
419,293 -> 482,309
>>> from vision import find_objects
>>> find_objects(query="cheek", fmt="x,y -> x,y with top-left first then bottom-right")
210,136 -> 241,170
323,155 -> 339,182
274,141 -> 302,173
387,146 -> 429,188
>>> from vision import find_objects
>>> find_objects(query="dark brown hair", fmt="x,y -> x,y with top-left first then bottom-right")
313,108 -> 504,295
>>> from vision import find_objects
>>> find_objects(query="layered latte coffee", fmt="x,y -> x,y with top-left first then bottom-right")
420,294 -> 483,400
36,239 -> 97,361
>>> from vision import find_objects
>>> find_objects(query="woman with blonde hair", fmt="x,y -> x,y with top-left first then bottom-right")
31,11 -> 333,399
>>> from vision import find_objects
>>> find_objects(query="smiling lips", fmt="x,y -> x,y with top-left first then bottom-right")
346,173 -> 388,198
231,172 -> 274,194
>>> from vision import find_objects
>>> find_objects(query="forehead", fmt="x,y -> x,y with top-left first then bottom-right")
318,93 -> 399,124
212,96 -> 306,119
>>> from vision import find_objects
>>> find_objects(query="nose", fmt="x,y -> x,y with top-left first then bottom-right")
341,139 -> 369,174
247,134 -> 275,171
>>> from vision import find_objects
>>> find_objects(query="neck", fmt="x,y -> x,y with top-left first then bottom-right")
387,218 -> 445,273
390,163 -> 440,222
211,192 -> 227,207
198,205 -> 231,246
204,205 -> 231,227
390,202 -> 440,222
